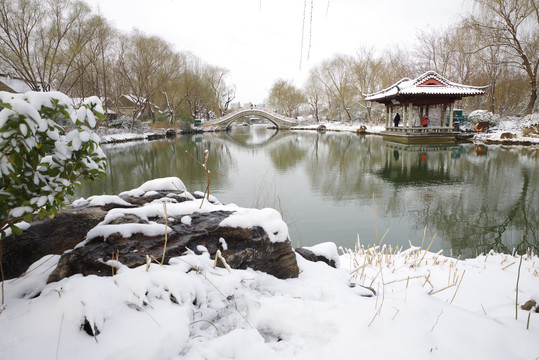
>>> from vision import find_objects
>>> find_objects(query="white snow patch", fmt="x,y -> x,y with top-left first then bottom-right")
1,249 -> 537,359
219,237 -> 228,250
85,223 -> 172,242
304,241 -> 340,267
120,177 -> 187,197
219,207 -> 289,243
85,195 -> 132,207
193,191 -> 220,204
181,215 -> 192,225
197,245 -> 208,253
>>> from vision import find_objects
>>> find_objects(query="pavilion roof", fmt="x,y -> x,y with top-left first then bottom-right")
364,71 -> 488,103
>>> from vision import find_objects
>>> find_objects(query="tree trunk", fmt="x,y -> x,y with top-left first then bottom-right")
526,83 -> 537,115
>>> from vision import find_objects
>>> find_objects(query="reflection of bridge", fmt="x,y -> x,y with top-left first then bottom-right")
202,109 -> 299,130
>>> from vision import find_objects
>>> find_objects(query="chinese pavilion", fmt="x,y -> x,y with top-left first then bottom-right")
365,71 -> 488,142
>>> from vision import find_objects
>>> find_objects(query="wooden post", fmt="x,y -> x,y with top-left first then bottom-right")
407,103 -> 412,128
441,104 -> 446,128
402,103 -> 407,128
449,103 -> 454,129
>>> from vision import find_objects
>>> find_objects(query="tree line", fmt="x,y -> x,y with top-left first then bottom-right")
1,0 -> 537,126
0,0 -> 235,125
269,0 -> 538,122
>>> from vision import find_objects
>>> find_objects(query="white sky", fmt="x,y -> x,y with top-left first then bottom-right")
86,0 -> 469,104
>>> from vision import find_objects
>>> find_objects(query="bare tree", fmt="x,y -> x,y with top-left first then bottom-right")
0,0 -> 103,92
415,26 -> 455,76
465,0 -> 539,114
204,65 -> 235,116
304,68 -> 325,122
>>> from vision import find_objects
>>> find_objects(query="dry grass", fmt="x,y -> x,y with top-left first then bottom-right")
148,121 -> 178,130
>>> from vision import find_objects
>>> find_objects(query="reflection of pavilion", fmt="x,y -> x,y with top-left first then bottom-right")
377,142 -> 461,186
365,71 -> 487,143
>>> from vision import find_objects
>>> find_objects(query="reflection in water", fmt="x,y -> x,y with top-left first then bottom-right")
75,127 -> 538,258
226,124 -> 279,146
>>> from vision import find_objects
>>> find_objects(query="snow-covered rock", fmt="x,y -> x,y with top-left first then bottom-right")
3,177 -> 299,283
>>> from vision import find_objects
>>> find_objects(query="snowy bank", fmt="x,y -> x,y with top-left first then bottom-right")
470,113 -> 539,145
1,202 -> 538,359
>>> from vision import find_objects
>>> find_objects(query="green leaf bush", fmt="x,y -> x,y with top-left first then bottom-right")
0,91 -> 107,238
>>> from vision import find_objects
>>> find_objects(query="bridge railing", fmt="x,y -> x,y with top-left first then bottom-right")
204,108 -> 299,126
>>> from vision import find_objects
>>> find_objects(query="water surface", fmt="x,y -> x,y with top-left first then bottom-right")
75,125 -> 538,257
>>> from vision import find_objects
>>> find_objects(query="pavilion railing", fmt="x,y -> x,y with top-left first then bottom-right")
385,126 -> 457,134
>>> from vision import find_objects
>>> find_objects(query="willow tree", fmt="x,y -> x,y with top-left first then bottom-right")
267,79 -> 306,118
114,30 -> 181,127
316,55 -> 356,123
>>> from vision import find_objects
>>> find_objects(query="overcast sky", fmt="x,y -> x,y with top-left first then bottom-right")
86,0 -> 470,104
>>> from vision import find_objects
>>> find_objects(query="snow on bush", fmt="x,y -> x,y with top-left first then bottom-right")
0,91 -> 107,237
521,113 -> 539,136
468,110 -> 500,126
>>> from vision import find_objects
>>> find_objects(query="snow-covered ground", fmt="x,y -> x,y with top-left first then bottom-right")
99,131 -> 158,144
292,121 -> 386,134
470,113 -> 539,145
1,227 -> 537,359
292,114 -> 539,145
97,113 -> 539,146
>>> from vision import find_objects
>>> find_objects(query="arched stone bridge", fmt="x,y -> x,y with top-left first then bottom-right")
202,109 -> 299,130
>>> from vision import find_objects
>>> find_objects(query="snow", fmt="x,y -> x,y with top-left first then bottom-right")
85,223 -> 173,242
292,122 -> 386,134
292,115 -> 539,145
120,177 -> 188,197
469,114 -> 539,144
219,237 -> 228,250
364,71 -> 487,101
72,195 -> 132,208
219,207 -> 289,243
1,245 -> 537,359
303,242 -> 340,267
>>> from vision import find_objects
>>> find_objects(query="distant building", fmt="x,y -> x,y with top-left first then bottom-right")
0,73 -> 33,93
115,94 -> 158,118
229,102 -> 241,110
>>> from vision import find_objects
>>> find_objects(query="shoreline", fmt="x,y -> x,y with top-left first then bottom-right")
99,123 -> 539,147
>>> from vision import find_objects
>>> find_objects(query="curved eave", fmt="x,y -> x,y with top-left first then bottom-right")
365,87 -> 487,103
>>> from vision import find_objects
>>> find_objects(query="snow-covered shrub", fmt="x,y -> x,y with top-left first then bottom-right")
468,110 -> 500,127
0,91 -> 107,237
521,113 -> 539,136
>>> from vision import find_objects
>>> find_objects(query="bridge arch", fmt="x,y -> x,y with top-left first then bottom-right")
202,109 -> 299,130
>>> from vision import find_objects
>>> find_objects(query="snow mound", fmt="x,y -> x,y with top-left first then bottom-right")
303,241 -> 340,267
120,177 -> 188,197
1,246 -> 537,359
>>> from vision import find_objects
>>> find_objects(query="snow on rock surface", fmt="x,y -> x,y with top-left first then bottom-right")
219,207 -> 289,243
303,242 -> 341,268
1,246 -> 537,359
72,195 -> 132,208
120,176 -> 188,197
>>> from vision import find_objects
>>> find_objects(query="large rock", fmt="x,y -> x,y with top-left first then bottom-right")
5,178 -> 299,282
2,207 -> 108,280
48,208 -> 299,283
